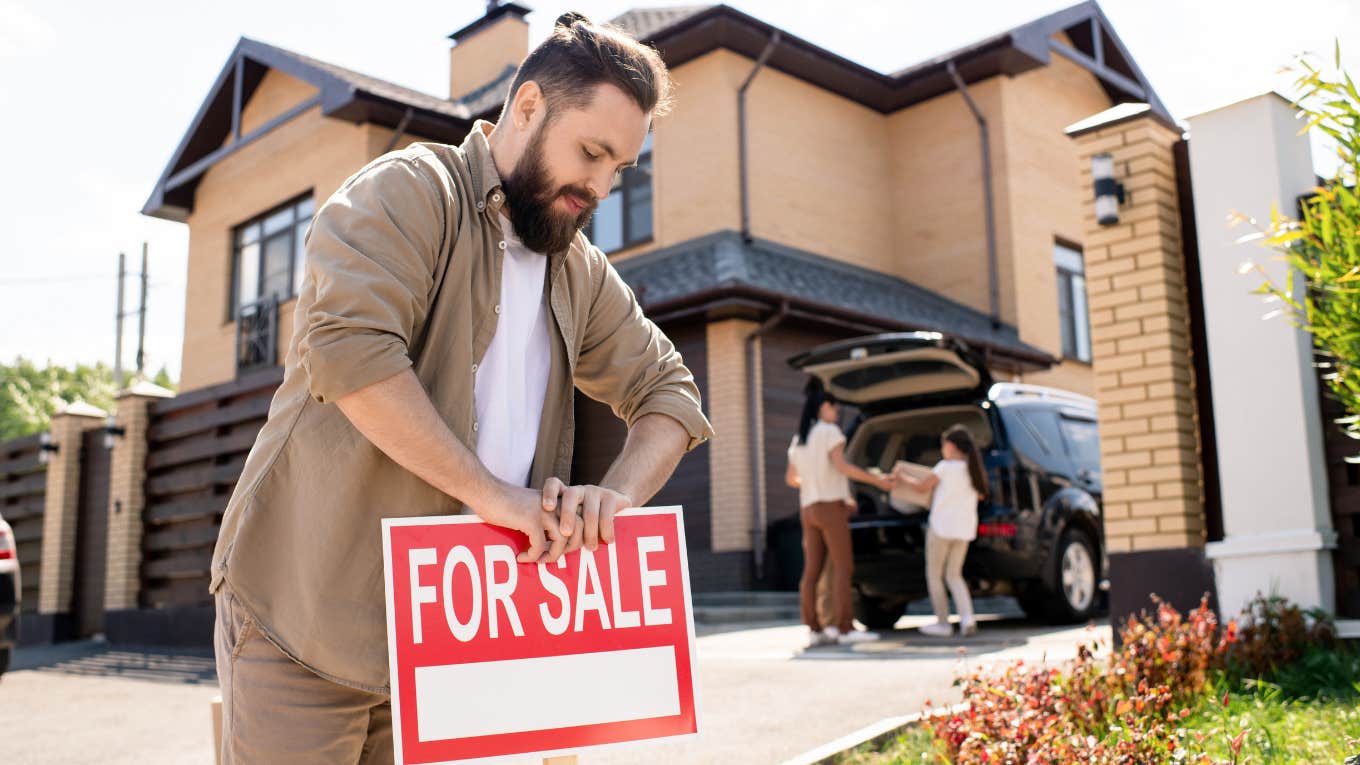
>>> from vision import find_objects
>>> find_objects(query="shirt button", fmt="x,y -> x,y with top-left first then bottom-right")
471,363 -> 478,373
498,240 -> 507,250
494,304 -> 502,314
472,421 -> 479,433
492,193 -> 502,202
476,201 -> 485,211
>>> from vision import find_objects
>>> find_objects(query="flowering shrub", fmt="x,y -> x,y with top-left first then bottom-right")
927,596 -> 1246,764
1222,594 -> 1337,686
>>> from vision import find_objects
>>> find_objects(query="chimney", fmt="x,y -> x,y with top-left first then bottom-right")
448,1 -> 531,102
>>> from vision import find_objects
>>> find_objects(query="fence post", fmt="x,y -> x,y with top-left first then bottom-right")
104,381 -> 175,622
35,401 -> 106,641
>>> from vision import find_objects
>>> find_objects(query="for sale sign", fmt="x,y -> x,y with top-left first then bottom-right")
381,507 -> 699,764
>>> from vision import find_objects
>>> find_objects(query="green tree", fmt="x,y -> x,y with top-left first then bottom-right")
0,358 -> 118,441
152,365 -> 178,392
1244,44 -> 1360,460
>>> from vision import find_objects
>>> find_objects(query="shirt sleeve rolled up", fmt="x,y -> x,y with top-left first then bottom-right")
574,248 -> 715,451
296,156 -> 447,404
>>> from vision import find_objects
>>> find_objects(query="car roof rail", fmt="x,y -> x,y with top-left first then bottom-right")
989,382 -> 1096,410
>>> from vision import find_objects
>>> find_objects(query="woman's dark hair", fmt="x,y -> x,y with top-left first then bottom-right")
944,424 -> 989,498
501,12 -> 674,122
796,379 -> 838,445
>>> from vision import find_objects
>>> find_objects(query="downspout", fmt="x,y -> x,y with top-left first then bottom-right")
739,31 -> 781,244
748,301 -> 790,581
946,60 -> 1002,329
381,107 -> 416,156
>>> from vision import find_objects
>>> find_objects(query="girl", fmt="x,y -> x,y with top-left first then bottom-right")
786,381 -> 895,647
893,424 -> 989,637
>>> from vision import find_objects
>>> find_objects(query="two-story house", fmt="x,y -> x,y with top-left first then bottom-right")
143,1 -> 1170,592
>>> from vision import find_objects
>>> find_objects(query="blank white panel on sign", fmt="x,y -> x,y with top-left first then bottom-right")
414,646 -> 681,742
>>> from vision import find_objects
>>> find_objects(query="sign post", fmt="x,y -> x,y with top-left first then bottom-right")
382,507 -> 699,764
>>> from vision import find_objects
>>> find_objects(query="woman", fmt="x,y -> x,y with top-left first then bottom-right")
786,381 -> 894,647
893,424 -> 989,637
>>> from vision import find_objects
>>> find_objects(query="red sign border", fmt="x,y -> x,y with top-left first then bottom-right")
381,506 -> 701,765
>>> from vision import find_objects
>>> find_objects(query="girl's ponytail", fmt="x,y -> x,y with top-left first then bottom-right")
944,424 -> 989,499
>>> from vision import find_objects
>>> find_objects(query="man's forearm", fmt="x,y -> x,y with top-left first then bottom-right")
599,413 -> 690,505
334,368 -> 501,507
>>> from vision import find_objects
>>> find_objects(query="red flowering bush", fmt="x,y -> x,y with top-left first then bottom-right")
927,596 -> 1243,764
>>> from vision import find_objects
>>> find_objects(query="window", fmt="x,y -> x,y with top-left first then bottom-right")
1055,241 -> 1091,363
230,194 -> 315,320
585,133 -> 652,253
1057,413 -> 1101,474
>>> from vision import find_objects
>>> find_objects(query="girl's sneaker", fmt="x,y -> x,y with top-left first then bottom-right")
919,621 -> 953,637
959,620 -> 978,637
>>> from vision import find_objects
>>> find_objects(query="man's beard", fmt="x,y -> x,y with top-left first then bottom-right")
501,125 -> 597,254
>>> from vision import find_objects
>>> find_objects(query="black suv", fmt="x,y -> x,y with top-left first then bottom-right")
787,332 -> 1108,628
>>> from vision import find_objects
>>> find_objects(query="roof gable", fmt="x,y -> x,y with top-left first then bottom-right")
142,37 -> 473,221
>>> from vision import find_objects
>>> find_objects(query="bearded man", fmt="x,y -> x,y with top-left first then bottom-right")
209,13 -> 712,763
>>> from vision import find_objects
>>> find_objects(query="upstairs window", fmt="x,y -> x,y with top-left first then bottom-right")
230,194 -> 314,320
586,133 -> 653,253
1055,241 -> 1091,363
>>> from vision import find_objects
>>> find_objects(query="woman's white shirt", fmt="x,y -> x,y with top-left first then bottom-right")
787,421 -> 851,509
929,459 -> 978,541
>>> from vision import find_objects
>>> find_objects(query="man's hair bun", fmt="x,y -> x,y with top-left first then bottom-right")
555,11 -> 590,28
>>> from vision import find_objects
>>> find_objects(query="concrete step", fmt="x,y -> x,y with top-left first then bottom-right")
692,592 -> 801,624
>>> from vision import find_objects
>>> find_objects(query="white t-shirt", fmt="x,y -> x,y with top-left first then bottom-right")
787,421 -> 851,509
929,459 -> 978,541
473,223 -> 551,488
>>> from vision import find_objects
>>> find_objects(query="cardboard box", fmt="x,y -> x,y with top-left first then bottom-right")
888,461 -> 933,513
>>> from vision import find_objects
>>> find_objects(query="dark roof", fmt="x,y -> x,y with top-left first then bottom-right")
143,37 -> 478,221
610,6 -> 713,40
631,1 -> 1169,120
615,230 -> 1054,366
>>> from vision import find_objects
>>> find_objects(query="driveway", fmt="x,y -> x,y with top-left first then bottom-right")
0,599 -> 1110,764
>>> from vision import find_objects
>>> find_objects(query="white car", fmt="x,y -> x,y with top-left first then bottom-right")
0,511 -> 18,676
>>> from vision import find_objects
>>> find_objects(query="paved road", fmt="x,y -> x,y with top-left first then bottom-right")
0,601 -> 1109,764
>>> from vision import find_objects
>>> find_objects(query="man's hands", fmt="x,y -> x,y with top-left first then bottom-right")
476,478 -> 635,564
540,477 -> 634,553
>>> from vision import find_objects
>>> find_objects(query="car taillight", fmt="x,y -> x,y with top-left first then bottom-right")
977,522 -> 1017,538
0,528 -> 14,559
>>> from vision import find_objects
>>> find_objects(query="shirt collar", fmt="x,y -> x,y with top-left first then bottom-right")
461,119 -> 507,215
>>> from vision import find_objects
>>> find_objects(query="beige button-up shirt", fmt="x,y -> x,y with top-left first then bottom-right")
210,121 -> 713,692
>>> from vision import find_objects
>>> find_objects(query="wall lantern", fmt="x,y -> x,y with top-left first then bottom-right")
103,414 -> 126,450
1092,153 -> 1126,226
38,432 -> 59,465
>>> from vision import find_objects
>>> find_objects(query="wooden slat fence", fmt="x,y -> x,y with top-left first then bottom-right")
140,369 -> 282,609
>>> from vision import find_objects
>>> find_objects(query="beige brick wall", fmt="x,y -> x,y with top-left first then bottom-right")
181,68 -> 447,393
103,391 -> 169,611
1071,115 -> 1205,554
707,319 -> 757,552
448,14 -> 527,101
37,409 -> 105,615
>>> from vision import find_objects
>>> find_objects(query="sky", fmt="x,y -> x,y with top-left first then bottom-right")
1,0 -> 1356,382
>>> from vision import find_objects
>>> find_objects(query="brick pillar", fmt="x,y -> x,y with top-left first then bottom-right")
104,381 -> 174,613
36,401 -> 106,636
706,319 -> 757,555
1067,105 -> 1217,623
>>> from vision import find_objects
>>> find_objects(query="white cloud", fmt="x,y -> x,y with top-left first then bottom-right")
0,0 -> 56,58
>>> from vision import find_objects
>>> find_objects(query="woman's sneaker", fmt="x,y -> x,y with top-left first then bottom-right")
959,620 -> 978,637
918,622 -> 953,637
805,627 -> 837,648
837,629 -> 880,645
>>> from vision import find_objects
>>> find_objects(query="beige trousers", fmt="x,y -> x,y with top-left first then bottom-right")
925,529 -> 975,626
214,584 -> 393,765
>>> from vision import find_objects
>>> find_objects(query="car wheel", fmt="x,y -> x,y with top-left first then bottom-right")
1049,527 -> 1099,622
853,591 -> 904,631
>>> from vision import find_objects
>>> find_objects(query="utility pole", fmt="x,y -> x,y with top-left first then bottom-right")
136,242 -> 148,377
114,252 -> 125,389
